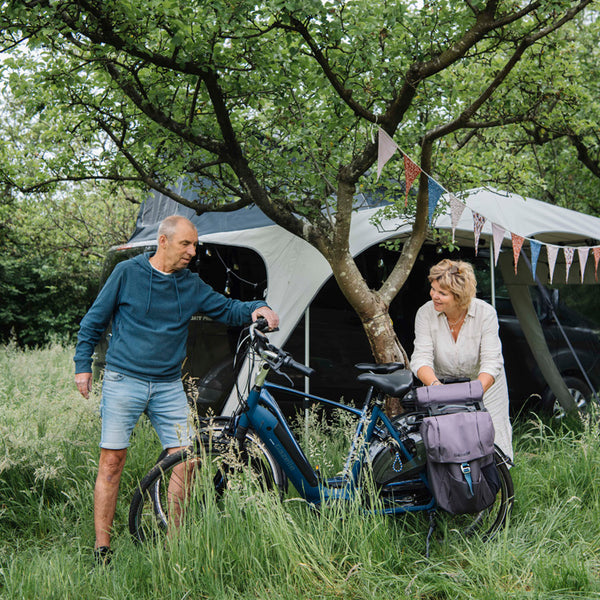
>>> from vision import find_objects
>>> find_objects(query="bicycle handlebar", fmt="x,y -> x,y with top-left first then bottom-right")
253,316 -> 277,333
249,319 -> 316,378
281,355 -> 315,378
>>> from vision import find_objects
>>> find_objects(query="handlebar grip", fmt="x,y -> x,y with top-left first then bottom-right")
254,317 -> 270,332
283,356 -> 316,378
253,316 -> 279,333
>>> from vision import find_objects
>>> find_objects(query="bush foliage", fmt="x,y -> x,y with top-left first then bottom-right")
0,255 -> 98,346
0,184 -> 139,347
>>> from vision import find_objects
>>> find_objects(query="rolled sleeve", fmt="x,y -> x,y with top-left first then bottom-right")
477,306 -> 504,381
410,305 -> 435,377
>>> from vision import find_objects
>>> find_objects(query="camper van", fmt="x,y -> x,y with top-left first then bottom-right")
92,236 -> 600,419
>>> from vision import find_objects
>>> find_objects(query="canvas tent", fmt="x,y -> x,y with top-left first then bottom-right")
127,186 -> 600,413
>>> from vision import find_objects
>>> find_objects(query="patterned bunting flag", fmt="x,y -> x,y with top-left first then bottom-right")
594,247 -> 600,281
472,212 -> 486,256
427,176 -> 445,225
403,154 -> 422,207
530,240 -> 542,278
547,245 -> 559,284
449,195 -> 465,243
511,233 -> 524,274
375,135 -> 597,273
377,128 -> 399,181
577,247 -> 590,283
563,247 -> 574,282
491,223 -> 505,266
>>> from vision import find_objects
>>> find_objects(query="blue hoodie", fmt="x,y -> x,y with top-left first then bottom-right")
74,253 -> 268,381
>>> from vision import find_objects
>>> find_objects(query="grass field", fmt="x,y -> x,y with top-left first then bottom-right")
1,343 -> 600,599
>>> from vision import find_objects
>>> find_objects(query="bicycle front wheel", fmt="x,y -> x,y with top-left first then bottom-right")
128,427 -> 285,543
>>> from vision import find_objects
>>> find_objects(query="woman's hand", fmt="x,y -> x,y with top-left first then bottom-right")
417,366 -> 443,386
477,372 -> 495,393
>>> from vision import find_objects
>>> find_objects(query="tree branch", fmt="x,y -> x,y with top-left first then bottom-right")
567,133 -> 600,179
281,15 -> 378,123
423,0 -> 594,145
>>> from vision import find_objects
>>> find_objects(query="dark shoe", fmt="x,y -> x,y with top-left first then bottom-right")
94,546 -> 113,567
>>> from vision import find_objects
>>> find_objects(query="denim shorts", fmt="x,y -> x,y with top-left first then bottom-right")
100,369 -> 192,450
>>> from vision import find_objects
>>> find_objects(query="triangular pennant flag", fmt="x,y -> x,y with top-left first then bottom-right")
491,223 -> 505,266
427,176 -> 445,225
577,247 -> 590,283
594,247 -> 600,281
377,128 -> 399,181
449,195 -> 465,243
530,240 -> 542,278
403,154 -> 422,207
511,233 -> 524,274
563,247 -> 575,283
547,245 -> 559,284
472,212 -> 486,256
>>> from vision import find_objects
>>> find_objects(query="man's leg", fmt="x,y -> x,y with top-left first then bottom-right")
94,447 -> 127,549
166,446 -> 193,531
147,379 -> 194,534
96,369 -> 148,552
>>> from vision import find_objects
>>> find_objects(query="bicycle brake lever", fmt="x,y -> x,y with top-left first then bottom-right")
271,367 -> 294,386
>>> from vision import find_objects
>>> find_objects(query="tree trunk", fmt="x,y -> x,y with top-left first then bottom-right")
328,250 -> 409,416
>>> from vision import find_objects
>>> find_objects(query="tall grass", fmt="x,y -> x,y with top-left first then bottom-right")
1,343 -> 600,599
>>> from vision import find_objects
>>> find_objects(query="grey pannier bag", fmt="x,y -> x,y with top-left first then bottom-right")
417,381 -> 501,515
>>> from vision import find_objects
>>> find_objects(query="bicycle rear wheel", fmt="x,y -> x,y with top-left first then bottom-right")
128,427 -> 285,543
436,450 -> 514,541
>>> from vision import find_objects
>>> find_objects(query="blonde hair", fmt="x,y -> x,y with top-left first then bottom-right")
428,259 -> 477,309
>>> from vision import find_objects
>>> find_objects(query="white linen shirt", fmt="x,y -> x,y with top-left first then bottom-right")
410,297 -> 513,459
411,298 -> 504,381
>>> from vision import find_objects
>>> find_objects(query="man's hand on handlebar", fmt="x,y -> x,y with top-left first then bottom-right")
247,313 -> 315,379
251,307 -> 279,331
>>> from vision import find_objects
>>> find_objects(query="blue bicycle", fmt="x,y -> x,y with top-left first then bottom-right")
129,320 -> 514,544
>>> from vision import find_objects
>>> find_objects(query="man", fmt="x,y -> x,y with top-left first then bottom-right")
74,215 -> 278,564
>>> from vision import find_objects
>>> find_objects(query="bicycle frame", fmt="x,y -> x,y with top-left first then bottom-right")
129,323 -> 513,547
235,359 -> 434,513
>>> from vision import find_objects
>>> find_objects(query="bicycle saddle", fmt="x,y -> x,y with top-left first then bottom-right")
356,368 -> 414,396
355,362 -> 404,373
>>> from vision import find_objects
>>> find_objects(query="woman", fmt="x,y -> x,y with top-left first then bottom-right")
410,259 -> 513,460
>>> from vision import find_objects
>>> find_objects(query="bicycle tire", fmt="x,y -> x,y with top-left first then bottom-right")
128,426 -> 286,543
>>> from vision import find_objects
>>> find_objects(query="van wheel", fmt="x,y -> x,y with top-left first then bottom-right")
541,376 -> 592,419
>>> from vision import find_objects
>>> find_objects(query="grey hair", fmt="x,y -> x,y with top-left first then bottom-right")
157,215 -> 196,241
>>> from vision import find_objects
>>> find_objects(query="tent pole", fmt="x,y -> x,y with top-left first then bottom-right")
304,306 -> 310,442
490,247 -> 496,309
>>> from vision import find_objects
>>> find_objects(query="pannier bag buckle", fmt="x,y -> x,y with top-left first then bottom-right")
461,462 -> 474,497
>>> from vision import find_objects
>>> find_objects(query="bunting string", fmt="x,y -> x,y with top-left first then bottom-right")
376,128 -> 600,283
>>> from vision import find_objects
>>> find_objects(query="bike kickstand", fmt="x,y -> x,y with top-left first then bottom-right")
425,510 -> 436,558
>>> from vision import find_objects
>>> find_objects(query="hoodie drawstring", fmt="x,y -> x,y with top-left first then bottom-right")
172,276 -> 182,320
146,267 -> 153,313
